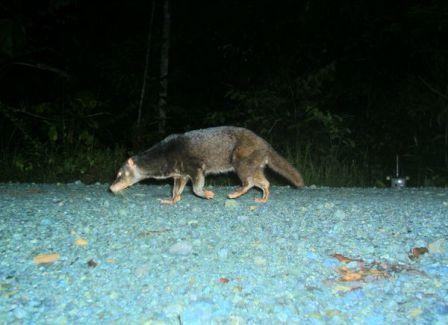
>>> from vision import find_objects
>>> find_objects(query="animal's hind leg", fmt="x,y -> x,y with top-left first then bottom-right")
228,148 -> 265,200
227,178 -> 254,199
253,169 -> 270,203
227,166 -> 255,199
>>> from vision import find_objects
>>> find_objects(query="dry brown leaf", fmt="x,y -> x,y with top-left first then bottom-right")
409,247 -> 428,260
332,253 -> 353,263
75,238 -> 88,246
33,253 -> 60,264
336,267 -> 364,281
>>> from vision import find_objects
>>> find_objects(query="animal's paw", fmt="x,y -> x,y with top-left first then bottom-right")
255,197 -> 268,203
228,190 -> 244,199
159,195 -> 181,204
203,190 -> 215,199
227,192 -> 238,199
159,198 -> 175,204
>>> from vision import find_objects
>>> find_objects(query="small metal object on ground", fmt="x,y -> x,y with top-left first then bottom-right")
386,155 -> 409,188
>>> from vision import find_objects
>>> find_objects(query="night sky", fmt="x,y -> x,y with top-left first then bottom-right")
1,0 -> 447,184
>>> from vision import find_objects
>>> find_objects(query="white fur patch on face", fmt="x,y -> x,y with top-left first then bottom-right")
110,181 -> 129,193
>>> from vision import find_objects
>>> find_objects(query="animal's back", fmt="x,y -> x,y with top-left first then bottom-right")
182,126 -> 267,174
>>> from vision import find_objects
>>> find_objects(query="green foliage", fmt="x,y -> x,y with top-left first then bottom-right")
0,19 -> 26,58
0,90 -> 123,183
0,145 -> 127,184
0,0 -> 447,186
223,63 -> 355,154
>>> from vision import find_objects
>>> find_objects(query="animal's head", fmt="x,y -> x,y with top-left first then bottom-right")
109,158 -> 144,193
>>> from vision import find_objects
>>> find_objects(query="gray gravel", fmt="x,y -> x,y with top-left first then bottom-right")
0,182 -> 447,323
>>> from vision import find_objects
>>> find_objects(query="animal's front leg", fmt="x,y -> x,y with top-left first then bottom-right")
191,170 -> 214,199
159,176 -> 188,204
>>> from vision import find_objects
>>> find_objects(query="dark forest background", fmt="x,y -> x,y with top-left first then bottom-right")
0,0 -> 447,186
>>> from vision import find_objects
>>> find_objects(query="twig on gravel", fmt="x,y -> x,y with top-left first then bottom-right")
138,229 -> 172,237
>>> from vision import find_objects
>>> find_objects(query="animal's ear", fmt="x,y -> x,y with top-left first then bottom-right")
127,158 -> 135,166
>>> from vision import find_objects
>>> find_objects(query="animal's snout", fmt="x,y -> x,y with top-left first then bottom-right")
109,181 -> 128,193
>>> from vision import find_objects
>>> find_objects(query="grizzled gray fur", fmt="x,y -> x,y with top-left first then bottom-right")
110,126 -> 304,204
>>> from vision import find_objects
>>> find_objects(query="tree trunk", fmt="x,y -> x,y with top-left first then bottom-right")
137,0 -> 156,127
158,0 -> 170,135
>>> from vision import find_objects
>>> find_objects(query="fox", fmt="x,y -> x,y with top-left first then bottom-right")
109,126 -> 304,204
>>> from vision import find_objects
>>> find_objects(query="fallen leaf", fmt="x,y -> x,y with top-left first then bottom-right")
33,253 -> 60,264
331,253 -> 353,263
363,268 -> 390,280
409,247 -> 428,260
336,267 -> 364,281
218,277 -> 230,283
75,238 -> 88,246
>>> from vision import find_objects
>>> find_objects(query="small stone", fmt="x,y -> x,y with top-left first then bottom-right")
218,248 -> 228,259
164,303 -> 183,317
169,241 -> 193,255
308,312 -> 322,319
229,316 -> 245,325
40,218 -> 51,226
87,259 -> 98,268
409,308 -> 423,318
135,264 -> 151,277
325,202 -> 335,209
182,300 -> 214,323
233,286 -> 243,293
436,304 -> 448,315
109,291 -> 119,299
332,285 -> 353,294
346,261 -> 359,269
13,307 -> 28,319
428,239 -> 446,254
253,256 -> 267,266
188,220 -> 199,228
334,210 -> 346,220
225,200 -> 239,208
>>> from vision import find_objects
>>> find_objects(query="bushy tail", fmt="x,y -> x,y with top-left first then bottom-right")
268,149 -> 304,187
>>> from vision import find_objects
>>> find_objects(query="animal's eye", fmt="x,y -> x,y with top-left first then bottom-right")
117,172 -> 122,177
